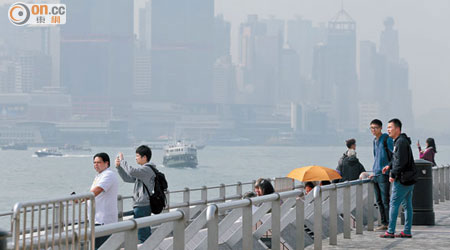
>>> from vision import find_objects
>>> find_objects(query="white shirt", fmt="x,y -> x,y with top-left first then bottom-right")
90,168 -> 119,225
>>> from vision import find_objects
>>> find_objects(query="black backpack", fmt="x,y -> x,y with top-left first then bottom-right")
143,164 -> 168,214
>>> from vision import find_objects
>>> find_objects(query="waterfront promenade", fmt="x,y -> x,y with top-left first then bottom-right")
306,200 -> 450,250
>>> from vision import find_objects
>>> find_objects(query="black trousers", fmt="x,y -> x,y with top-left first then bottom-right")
94,224 -> 111,250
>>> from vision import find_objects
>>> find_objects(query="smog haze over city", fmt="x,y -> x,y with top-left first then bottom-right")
1,0 -> 449,147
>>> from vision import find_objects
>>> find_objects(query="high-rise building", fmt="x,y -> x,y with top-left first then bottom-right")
0,59 -> 16,93
238,15 -> 283,105
151,0 -> 214,103
359,41 -> 377,101
279,47 -> 302,103
379,17 -> 414,128
133,49 -> 151,99
380,17 -> 399,64
212,55 -> 235,104
214,15 -> 231,61
326,9 -> 358,132
60,0 -> 134,119
287,17 -> 326,79
15,52 -> 52,93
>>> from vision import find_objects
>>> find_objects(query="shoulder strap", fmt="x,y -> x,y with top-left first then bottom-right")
142,182 -> 151,199
142,164 -> 155,198
383,135 -> 392,162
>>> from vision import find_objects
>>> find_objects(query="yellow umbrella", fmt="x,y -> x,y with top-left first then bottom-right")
287,165 -> 342,182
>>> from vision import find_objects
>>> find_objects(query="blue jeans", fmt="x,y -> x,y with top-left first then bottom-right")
373,175 -> 390,225
134,205 -> 152,243
388,180 -> 414,234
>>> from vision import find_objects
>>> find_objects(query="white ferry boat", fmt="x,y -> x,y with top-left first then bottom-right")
163,141 -> 198,168
35,148 -> 63,157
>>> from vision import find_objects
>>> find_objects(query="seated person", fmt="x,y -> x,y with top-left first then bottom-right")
304,182 -> 315,194
254,178 -> 275,196
320,180 -> 331,186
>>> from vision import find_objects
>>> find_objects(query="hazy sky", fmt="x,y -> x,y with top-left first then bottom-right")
214,0 -> 450,119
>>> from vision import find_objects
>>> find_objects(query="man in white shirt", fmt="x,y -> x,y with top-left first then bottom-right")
90,152 -> 119,249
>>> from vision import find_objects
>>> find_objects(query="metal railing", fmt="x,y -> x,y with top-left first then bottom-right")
3,165 -> 450,249
91,178 -> 373,250
432,164 -> 450,204
11,193 -> 95,250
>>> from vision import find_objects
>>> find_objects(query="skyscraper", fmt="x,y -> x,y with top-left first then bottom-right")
326,9 -> 358,132
60,0 -> 134,119
380,17 -> 399,64
151,0 -> 214,103
287,17 -> 326,79
379,17 -> 414,128
238,15 -> 283,105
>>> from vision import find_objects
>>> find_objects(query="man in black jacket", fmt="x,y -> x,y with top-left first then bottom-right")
380,118 -> 416,238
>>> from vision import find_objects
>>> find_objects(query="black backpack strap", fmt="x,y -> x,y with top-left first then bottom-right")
383,135 -> 392,162
142,182 -> 151,199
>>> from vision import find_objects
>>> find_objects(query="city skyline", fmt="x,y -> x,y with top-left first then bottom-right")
0,0 -> 448,146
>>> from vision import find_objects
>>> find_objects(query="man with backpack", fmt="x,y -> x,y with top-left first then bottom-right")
380,118 -> 417,238
115,145 -> 155,243
369,119 -> 393,231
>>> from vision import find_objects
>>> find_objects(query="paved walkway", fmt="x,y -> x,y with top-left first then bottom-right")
306,201 -> 450,250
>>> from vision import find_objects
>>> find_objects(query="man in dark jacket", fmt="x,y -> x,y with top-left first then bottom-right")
336,139 -> 366,182
380,119 -> 416,238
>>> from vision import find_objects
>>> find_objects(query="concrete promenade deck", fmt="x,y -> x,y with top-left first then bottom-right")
306,201 -> 450,250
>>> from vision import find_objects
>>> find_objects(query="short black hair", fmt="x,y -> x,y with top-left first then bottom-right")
305,182 -> 315,189
93,152 -> 110,167
370,119 -> 382,127
388,118 -> 402,130
136,145 -> 152,162
346,138 -> 356,149
320,180 -> 331,186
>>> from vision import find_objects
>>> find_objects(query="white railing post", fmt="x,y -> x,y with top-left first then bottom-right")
242,202 -> 253,250
433,168 -> 439,204
329,184 -> 337,245
439,167 -> 445,202
367,182 -> 374,231
173,211 -> 186,250
117,195 -> 123,221
296,197 -> 305,250
445,165 -> 450,201
201,185 -> 208,205
220,184 -> 226,202
343,184 -> 351,239
207,205 -> 219,250
313,186 -> 322,250
236,182 -> 243,198
356,181 -> 363,234
123,220 -> 138,250
271,193 -> 281,250
183,188 -> 190,221
166,190 -> 171,210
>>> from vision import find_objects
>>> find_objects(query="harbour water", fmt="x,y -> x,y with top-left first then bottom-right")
1,145 -> 449,229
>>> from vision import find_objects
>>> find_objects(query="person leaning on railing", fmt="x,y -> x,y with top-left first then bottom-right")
90,153 -> 119,249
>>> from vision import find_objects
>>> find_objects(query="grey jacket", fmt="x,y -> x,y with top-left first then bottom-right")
116,160 -> 156,207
